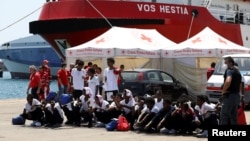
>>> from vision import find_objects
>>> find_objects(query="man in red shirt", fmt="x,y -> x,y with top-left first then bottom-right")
26,65 -> 41,100
207,62 -> 216,80
57,62 -> 70,95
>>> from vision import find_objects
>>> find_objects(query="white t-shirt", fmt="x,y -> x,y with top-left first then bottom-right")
79,95 -> 94,111
71,68 -> 86,90
95,73 -> 103,83
88,76 -> 100,97
145,105 -> 160,114
120,99 -> 135,114
110,101 -> 120,110
134,104 -> 148,113
154,98 -> 163,110
103,67 -> 119,91
195,102 -> 216,119
24,99 -> 41,113
45,102 -> 64,119
94,100 -> 110,112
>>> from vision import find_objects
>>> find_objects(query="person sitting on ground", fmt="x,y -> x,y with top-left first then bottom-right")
153,90 -> 164,111
135,97 -> 160,133
143,97 -> 175,133
171,99 -> 195,135
134,96 -> 147,123
108,93 -> 123,119
155,98 -> 176,134
195,95 -> 218,138
60,94 -> 77,126
20,94 -> 44,127
119,89 -> 136,130
44,100 -> 64,127
74,88 -> 94,128
93,94 -> 111,126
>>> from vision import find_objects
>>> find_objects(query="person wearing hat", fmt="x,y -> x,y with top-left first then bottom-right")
74,87 -> 94,127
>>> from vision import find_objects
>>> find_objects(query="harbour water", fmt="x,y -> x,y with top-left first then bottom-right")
0,71 -> 58,100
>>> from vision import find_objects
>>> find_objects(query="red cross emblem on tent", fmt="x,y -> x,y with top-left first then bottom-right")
141,34 -> 152,42
107,49 -> 111,54
165,51 -> 169,56
122,50 -> 125,54
218,38 -> 227,44
208,50 -> 212,54
96,38 -> 105,44
220,50 -> 223,54
192,37 -> 202,44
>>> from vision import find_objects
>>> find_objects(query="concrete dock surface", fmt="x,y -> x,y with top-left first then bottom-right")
0,99 -> 249,141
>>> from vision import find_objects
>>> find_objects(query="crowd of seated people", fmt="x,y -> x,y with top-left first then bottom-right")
18,87 -> 220,138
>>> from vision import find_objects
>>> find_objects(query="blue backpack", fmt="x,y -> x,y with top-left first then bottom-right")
12,115 -> 25,125
106,120 -> 118,131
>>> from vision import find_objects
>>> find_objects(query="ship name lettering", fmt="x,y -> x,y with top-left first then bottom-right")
159,5 -> 188,15
137,4 -> 156,12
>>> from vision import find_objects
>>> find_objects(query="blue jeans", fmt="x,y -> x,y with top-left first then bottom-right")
58,85 -> 68,95
219,92 -> 240,125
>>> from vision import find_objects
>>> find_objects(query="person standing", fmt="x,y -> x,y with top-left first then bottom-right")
117,64 -> 124,86
95,67 -> 103,95
26,65 -> 42,100
71,60 -> 86,100
103,57 -> 120,103
220,56 -> 242,125
207,62 -> 216,80
38,65 -> 49,101
43,59 -> 52,89
87,68 -> 99,99
57,62 -> 70,95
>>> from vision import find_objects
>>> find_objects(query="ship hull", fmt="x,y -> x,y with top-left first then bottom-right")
29,0 -> 250,60
0,35 -> 62,79
1,59 -> 60,79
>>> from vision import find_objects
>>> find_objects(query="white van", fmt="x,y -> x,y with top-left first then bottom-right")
206,54 -> 250,106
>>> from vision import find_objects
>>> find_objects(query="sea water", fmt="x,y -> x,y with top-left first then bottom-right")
0,71 -> 58,100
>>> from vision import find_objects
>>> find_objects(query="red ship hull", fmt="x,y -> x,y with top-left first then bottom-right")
30,0 -> 243,60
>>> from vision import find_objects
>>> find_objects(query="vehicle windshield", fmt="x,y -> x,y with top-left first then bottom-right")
214,57 -> 250,75
121,72 -> 139,80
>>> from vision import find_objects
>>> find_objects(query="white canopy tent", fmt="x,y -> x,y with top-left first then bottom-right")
65,26 -> 177,70
157,27 -> 250,100
161,27 -> 250,58
66,26 -> 176,60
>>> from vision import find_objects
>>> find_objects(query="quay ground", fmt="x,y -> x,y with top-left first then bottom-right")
0,99 -> 249,141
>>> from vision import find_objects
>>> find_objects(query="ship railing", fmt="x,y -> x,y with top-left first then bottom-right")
246,13 -> 250,25
209,8 -> 236,23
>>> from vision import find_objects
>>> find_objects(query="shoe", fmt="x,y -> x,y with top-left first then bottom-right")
65,120 -> 73,125
34,121 -> 41,127
196,130 -> 208,138
75,122 -> 81,127
168,129 -> 176,134
88,122 -> 93,128
160,128 -> 169,134
30,121 -> 36,127
95,122 -> 105,127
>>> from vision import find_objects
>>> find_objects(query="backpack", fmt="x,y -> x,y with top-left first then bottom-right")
238,100 -> 246,125
105,120 -> 118,131
116,115 -> 130,131
12,115 -> 25,125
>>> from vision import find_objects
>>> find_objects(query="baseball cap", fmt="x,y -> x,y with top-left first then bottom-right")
43,59 -> 49,64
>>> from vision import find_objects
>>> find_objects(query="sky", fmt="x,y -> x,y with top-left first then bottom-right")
0,0 -> 45,45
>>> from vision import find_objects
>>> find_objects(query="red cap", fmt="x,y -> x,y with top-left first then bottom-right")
43,59 -> 49,64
